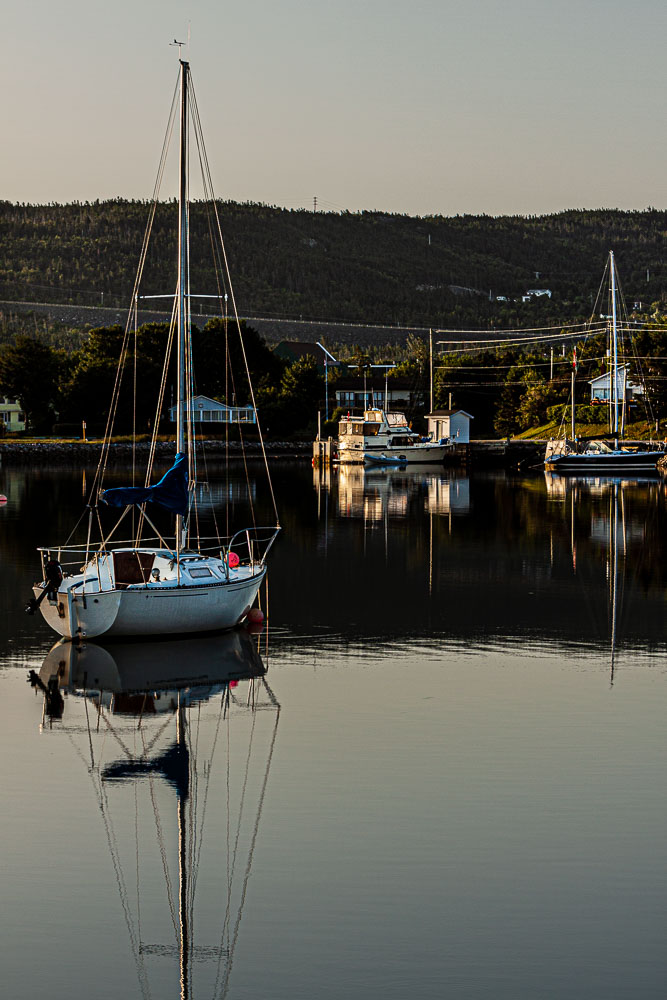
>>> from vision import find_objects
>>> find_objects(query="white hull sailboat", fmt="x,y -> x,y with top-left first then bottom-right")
33,545 -> 270,639
545,252 -> 665,475
27,59 -> 279,639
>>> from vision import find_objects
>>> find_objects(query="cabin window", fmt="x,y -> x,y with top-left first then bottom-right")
189,567 -> 213,578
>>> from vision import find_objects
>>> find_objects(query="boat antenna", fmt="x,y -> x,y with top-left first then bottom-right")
171,38 -> 187,58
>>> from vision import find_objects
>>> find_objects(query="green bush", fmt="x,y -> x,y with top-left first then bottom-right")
545,403 -> 604,424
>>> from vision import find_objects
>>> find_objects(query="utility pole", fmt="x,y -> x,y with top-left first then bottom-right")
313,196 -> 317,213
429,328 -> 433,414
550,345 -> 553,380
316,341 -> 338,421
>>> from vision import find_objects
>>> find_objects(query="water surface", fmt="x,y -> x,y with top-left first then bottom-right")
1,461 -> 666,999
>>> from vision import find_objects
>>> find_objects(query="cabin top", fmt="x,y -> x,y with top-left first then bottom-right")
339,408 -> 409,427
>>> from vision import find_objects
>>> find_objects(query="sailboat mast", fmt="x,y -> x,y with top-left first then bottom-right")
177,700 -> 190,1000
176,60 -> 189,547
610,250 -> 619,446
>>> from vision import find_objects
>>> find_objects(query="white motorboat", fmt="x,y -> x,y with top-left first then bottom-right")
338,408 -> 454,465
27,59 -> 279,639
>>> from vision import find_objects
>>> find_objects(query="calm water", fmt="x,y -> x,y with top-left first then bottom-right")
1,460 -> 666,999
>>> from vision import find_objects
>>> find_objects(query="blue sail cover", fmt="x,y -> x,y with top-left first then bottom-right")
101,453 -> 189,515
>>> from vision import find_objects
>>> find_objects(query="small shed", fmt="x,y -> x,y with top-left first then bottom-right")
426,409 -> 474,444
168,394 -> 256,425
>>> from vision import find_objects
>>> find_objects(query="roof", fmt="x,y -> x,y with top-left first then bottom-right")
168,394 -> 254,413
589,365 -> 632,385
426,409 -> 474,419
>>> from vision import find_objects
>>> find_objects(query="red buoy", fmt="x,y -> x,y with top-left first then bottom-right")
0,495 -> 7,504
227,551 -> 240,568
247,607 -> 264,624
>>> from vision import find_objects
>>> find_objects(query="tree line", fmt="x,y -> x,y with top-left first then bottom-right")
0,320 -> 323,438
0,317 -> 665,439
1,200 -> 666,331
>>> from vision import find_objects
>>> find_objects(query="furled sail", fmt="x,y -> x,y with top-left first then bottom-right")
101,453 -> 189,515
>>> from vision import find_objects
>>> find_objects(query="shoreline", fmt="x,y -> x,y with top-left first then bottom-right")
0,438 -> 547,468
0,439 -> 313,464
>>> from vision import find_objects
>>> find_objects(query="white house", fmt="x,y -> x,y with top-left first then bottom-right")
426,409 -> 474,444
526,288 -> 552,299
0,398 -> 26,432
589,366 -> 643,404
334,378 -> 421,412
168,394 -> 256,425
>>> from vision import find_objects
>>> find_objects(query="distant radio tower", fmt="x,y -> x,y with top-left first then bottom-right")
313,196 -> 317,213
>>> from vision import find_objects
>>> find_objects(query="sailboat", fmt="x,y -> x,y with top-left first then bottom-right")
545,251 -> 665,474
26,59 -> 280,639
29,627 -> 280,999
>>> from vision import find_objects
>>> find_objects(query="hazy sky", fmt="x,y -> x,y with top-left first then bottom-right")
3,0 -> 666,216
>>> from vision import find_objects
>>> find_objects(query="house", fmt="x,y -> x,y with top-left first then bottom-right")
426,409 -> 474,444
168,394 -> 256,425
0,398 -> 26,432
526,289 -> 552,299
589,366 -> 643,404
334,378 -> 422,413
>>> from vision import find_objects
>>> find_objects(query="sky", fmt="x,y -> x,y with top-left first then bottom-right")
3,0 -> 666,216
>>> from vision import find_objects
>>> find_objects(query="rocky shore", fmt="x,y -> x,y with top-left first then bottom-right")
0,439 -> 312,464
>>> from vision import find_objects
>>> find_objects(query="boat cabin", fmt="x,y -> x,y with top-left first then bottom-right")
338,409 -> 420,454
339,409 -> 417,437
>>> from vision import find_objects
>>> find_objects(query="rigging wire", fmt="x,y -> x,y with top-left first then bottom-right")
90,76 -> 180,506
219,693 -> 281,1000
189,76 -> 280,526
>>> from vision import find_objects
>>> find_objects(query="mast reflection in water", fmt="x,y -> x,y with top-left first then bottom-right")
30,627 -> 280,1000
544,471 -> 665,676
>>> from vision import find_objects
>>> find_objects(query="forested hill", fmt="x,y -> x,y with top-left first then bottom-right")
1,201 -> 666,331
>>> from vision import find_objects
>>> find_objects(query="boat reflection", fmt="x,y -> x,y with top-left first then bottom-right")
37,627 -> 267,716
544,470 -> 662,501
545,472 -> 664,682
315,464 -> 470,522
29,627 -> 280,999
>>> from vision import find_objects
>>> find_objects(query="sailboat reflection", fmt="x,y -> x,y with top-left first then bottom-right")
30,628 -> 280,999
546,472 -> 662,682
